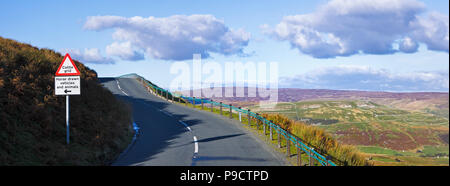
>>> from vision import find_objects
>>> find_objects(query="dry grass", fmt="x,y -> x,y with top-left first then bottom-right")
0,36 -> 133,165
260,113 -> 370,166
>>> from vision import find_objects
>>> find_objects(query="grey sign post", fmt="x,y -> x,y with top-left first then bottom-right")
55,53 -> 81,145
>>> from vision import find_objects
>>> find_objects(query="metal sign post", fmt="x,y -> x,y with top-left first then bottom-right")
55,53 -> 81,145
66,95 -> 69,144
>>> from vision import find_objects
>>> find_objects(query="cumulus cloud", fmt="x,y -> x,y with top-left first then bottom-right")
60,48 -> 115,64
264,0 -> 449,58
399,37 -> 419,53
280,66 -> 449,92
84,15 -> 250,61
106,42 -> 144,61
410,12 -> 449,51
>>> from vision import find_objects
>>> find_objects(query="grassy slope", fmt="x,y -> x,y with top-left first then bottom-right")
250,100 -> 449,166
0,37 -> 133,165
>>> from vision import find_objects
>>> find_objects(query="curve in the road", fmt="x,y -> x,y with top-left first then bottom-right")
100,77 -> 286,166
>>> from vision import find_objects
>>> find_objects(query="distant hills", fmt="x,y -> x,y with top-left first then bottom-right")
189,87 -> 448,165
181,87 -> 448,118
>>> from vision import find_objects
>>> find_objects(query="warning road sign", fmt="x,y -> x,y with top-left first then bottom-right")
55,53 -> 80,76
54,53 -> 81,144
55,76 -> 80,95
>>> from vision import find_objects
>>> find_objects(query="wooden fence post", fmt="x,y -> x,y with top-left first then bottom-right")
255,113 -> 260,130
248,109 -> 251,126
229,104 -> 232,119
278,129 -> 281,148
220,102 -> 223,115
297,140 -> 302,166
286,135 -> 290,157
193,97 -> 195,107
270,120 -> 273,141
201,98 -> 204,110
263,120 -> 266,135
310,148 -> 314,166
326,156 -> 331,166
211,100 -> 213,112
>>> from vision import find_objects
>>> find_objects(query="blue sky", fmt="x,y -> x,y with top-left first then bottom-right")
0,0 -> 448,92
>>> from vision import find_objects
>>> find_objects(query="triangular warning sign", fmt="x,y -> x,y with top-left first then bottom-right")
55,53 -> 80,76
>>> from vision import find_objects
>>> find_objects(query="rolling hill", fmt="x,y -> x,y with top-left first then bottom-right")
249,100 -> 449,165
186,87 -> 449,165
0,36 -> 133,165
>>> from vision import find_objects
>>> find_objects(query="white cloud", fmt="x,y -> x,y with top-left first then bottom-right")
265,0 -> 449,58
105,42 -> 144,61
399,37 -> 419,53
280,65 -> 449,92
60,48 -> 115,64
410,12 -> 449,52
84,15 -> 250,61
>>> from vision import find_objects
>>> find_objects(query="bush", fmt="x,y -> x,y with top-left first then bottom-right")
0,36 -> 132,165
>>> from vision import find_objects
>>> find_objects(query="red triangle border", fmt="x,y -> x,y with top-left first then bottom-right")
55,53 -> 81,76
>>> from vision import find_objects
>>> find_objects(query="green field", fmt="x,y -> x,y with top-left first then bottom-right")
250,100 -> 449,166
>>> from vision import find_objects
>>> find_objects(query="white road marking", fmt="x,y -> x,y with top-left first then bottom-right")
116,80 -> 129,96
178,120 -> 191,131
124,80 -> 199,157
179,120 -> 197,155
193,136 -> 198,153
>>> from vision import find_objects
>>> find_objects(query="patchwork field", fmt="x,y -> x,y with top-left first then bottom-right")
249,100 -> 449,166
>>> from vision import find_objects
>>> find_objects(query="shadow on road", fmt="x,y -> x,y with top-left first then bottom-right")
196,134 -> 244,143
100,77 -> 205,165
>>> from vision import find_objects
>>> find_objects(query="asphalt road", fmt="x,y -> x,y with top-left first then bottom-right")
100,77 -> 286,166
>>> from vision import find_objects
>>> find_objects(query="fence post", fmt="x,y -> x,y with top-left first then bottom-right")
310,148 -> 314,166
270,120 -> 273,141
238,107 -> 242,122
255,113 -> 259,130
211,100 -> 213,112
220,102 -> 223,115
166,90 -> 168,100
263,120 -> 266,135
229,104 -> 232,119
278,129 -> 281,148
286,135 -> 290,157
326,156 -> 331,166
185,98 -> 188,106
171,94 -> 174,102
201,98 -> 204,110
193,97 -> 195,107
297,139 -> 302,166
248,109 -> 251,126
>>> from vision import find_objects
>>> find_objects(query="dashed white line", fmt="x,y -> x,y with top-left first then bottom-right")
193,136 -> 198,153
123,80 -> 199,157
178,120 -> 191,131
179,120 -> 197,154
116,80 -> 129,96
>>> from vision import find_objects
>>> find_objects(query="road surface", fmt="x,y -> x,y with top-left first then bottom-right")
100,77 -> 286,166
